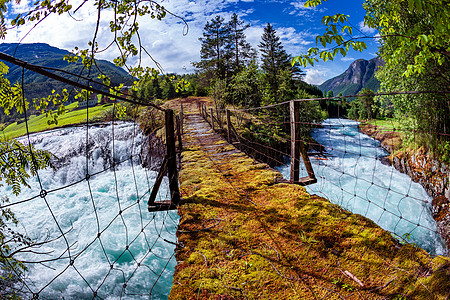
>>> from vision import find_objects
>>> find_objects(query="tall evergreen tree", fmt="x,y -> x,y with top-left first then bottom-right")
228,13 -> 252,74
194,16 -> 232,82
258,23 -> 291,93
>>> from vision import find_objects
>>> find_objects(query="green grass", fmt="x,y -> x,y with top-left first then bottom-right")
366,118 -> 401,131
1,104 -> 109,140
65,101 -> 80,110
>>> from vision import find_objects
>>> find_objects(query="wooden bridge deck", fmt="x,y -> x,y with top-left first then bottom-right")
169,112 -> 450,300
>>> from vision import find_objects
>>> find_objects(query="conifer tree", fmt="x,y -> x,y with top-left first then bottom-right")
195,16 -> 232,82
228,13 -> 252,74
258,23 -> 291,93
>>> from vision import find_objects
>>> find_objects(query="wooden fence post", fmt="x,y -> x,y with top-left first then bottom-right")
180,104 -> 184,134
226,109 -> 231,142
210,108 -> 214,130
166,109 -> 181,206
176,115 -> 182,152
290,100 -> 317,185
290,100 -> 300,182
217,108 -> 222,128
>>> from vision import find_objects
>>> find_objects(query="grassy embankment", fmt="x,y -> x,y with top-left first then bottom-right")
170,102 -> 450,300
0,102 -> 111,140
359,118 -> 403,153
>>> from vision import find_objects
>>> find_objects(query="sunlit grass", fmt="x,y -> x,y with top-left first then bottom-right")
365,118 -> 401,132
1,104 -> 109,140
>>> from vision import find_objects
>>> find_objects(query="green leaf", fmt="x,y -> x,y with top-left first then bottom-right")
0,62 -> 8,74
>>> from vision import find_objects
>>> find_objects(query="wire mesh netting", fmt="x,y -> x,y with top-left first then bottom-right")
205,98 -> 448,256
0,61 -> 181,299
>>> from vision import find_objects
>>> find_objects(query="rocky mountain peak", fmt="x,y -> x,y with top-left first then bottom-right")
319,57 -> 384,96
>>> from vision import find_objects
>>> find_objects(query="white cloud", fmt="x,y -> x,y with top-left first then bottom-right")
244,25 -> 264,51
2,0 -> 320,75
10,0 -> 32,14
358,21 -> 377,35
4,0 -> 206,73
278,28 -> 313,59
288,1 -> 322,17
304,68 -> 331,85
341,57 -> 356,62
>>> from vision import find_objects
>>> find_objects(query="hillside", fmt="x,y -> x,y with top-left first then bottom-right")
0,43 -> 134,101
319,57 -> 384,96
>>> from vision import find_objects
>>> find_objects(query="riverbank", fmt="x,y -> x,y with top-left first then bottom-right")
170,112 -> 450,299
360,122 -> 450,251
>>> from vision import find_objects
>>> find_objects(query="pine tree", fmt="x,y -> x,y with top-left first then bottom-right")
194,16 -> 232,82
258,23 -> 291,93
228,13 -> 252,74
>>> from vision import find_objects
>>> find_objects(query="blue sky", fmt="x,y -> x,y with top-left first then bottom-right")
4,0 -> 380,85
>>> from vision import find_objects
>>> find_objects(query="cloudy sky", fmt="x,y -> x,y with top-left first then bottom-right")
4,0 -> 379,85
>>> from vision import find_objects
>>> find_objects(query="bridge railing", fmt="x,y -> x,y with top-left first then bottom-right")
197,94 -> 450,257
199,100 -> 317,185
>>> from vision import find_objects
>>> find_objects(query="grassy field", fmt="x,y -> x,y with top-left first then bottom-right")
365,118 -> 401,132
1,104 -> 110,140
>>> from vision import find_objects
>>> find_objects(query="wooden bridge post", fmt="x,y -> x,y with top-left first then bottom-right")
290,100 -> 317,185
210,108 -> 215,130
226,109 -> 231,142
290,100 -> 300,182
301,139 -> 316,182
166,109 -> 181,206
176,115 -> 183,152
180,104 -> 184,134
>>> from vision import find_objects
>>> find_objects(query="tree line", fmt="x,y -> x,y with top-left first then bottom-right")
136,13 -> 323,109
194,13 -> 322,109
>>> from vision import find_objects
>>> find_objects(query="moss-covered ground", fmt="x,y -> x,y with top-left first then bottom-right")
169,113 -> 450,299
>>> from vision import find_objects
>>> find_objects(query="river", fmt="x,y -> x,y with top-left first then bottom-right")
277,118 -> 446,256
3,123 -> 178,299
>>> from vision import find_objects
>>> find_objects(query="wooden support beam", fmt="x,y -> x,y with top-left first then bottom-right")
180,104 -> 184,134
148,200 -> 178,212
165,109 -> 181,206
290,100 -> 300,182
226,109 -> 231,142
300,139 -> 316,181
290,100 -> 317,185
210,108 -> 215,130
176,115 -> 183,152
296,176 -> 317,186
148,155 -> 168,206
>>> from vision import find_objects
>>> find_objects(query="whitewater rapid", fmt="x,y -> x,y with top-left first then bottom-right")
4,123 -> 178,299
278,118 -> 446,256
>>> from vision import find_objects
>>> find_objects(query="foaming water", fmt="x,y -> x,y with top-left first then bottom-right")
277,118 -> 446,256
5,123 -> 178,299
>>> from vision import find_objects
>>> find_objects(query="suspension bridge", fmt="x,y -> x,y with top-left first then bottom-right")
168,101 -> 450,299
0,47 -> 449,298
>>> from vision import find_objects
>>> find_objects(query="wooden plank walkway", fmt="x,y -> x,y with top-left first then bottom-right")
169,112 -> 450,300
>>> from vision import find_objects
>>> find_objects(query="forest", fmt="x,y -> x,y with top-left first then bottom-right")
135,14 -> 323,107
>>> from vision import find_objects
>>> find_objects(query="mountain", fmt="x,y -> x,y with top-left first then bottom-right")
319,57 -> 384,96
0,43 -> 134,100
